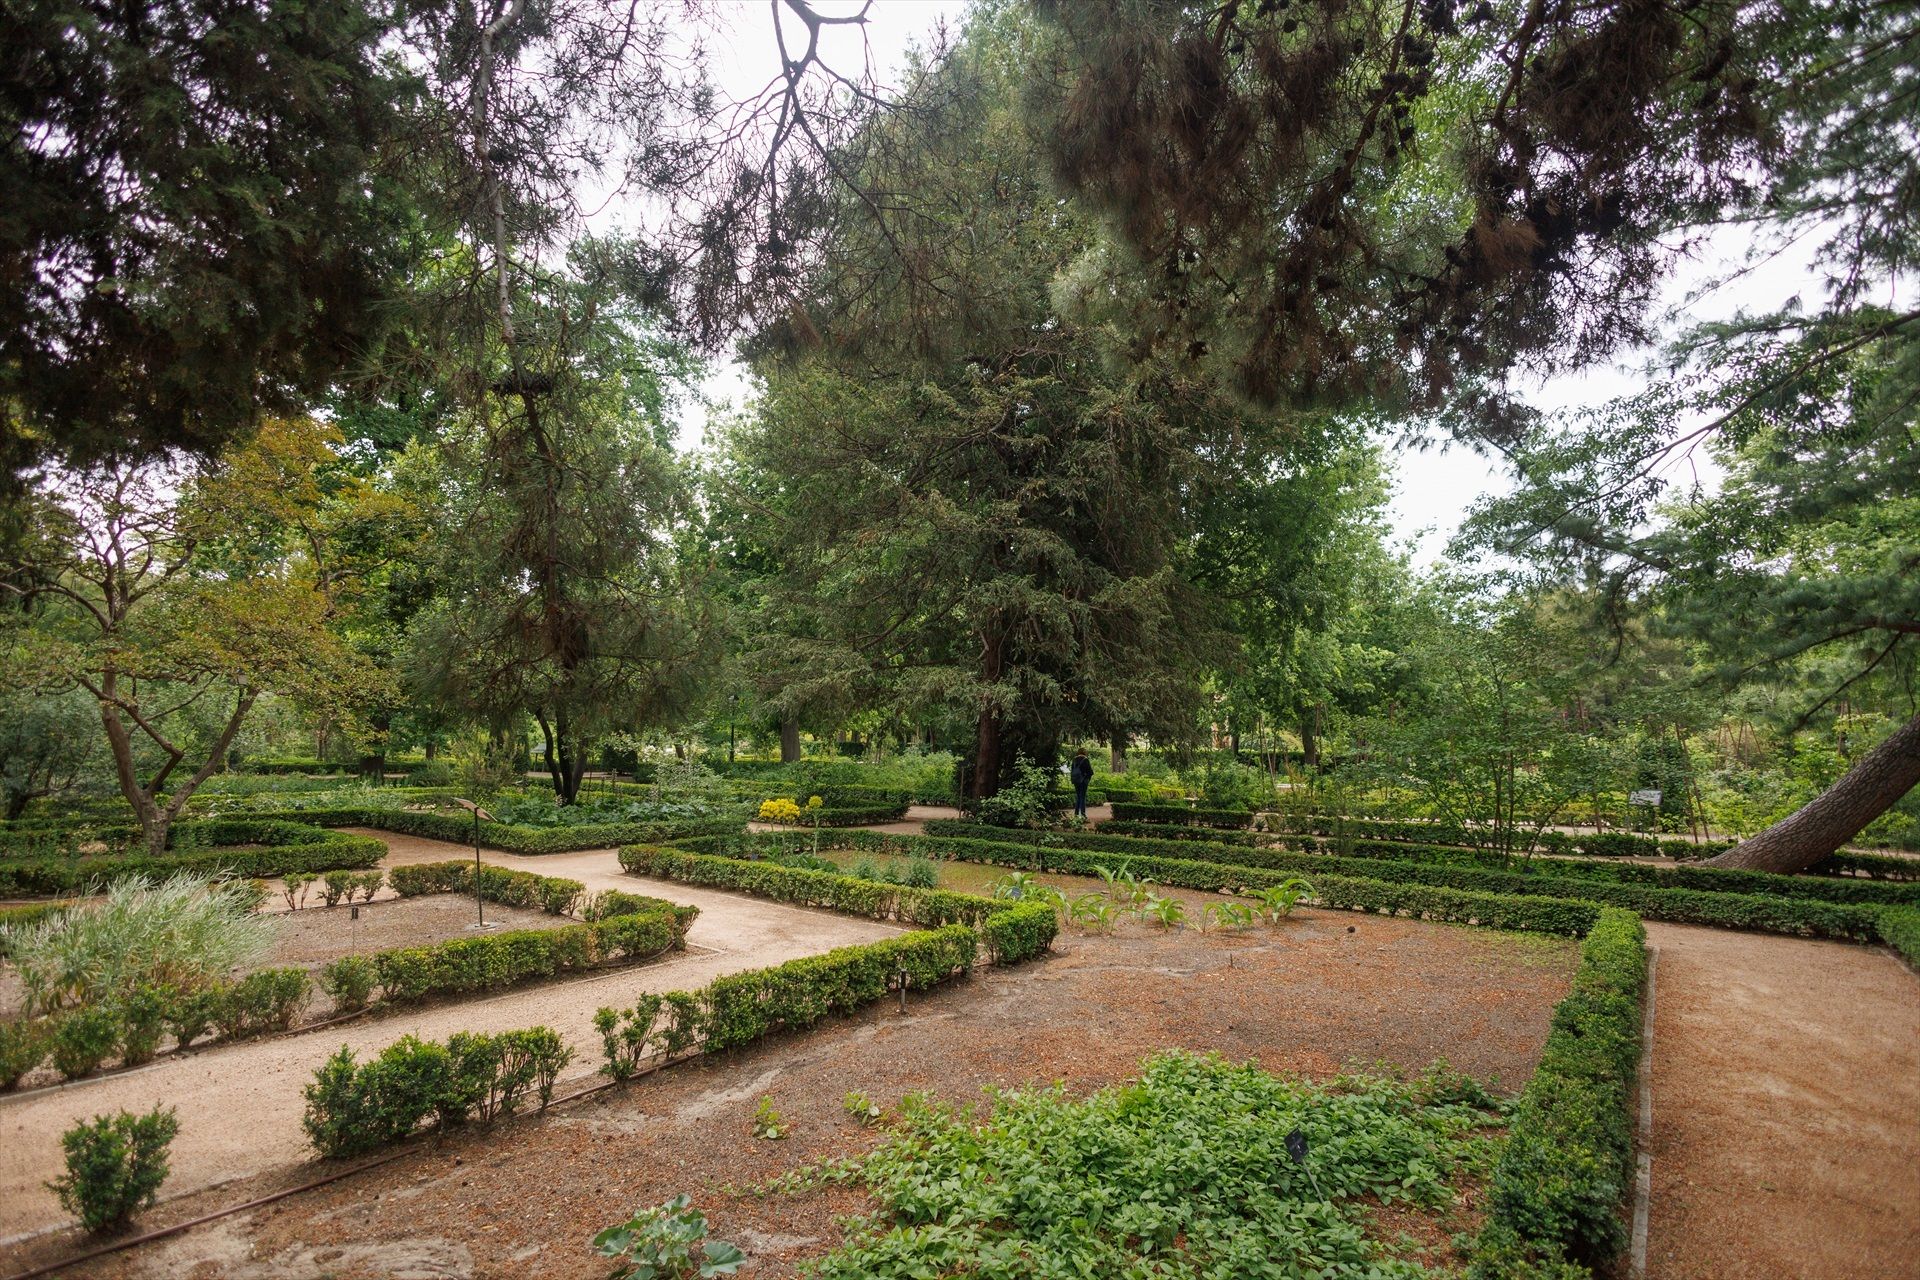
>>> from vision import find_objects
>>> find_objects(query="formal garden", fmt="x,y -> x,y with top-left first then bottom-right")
2,0 -> 1917,1277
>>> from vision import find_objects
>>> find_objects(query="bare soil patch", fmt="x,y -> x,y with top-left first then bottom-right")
26,909 -> 1581,1280
264,895 -> 562,969
1643,923 -> 1920,1280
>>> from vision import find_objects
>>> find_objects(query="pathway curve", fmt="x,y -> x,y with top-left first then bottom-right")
0,837 -> 900,1242
1642,922 -> 1920,1279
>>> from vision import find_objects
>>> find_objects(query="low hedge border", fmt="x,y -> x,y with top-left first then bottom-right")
674,831 -> 1606,937
1108,802 -> 1255,829
347,898 -> 693,1009
938,819 -> 1920,912
756,804 -> 912,828
1470,908 -> 1647,1276
0,828 -> 385,896
225,807 -> 745,854
1879,906 -> 1920,970
766,825 -> 1896,941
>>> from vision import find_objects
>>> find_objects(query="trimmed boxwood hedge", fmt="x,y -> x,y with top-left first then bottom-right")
938,819 -> 1920,911
675,831 -> 1606,937
0,825 -> 385,896
235,807 -> 744,854
1470,908 -> 1646,1276
1880,906 -> 1920,969
1108,802 -> 1255,829
360,898 -> 693,1008
786,824 -> 1897,941
589,845 -> 1056,1072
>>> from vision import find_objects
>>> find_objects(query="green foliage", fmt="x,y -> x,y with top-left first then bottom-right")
3,872 -> 275,1013
0,826 -> 385,897
971,757 -> 1060,830
319,956 -> 376,1013
844,1091 -> 883,1124
1877,907 -> 1920,970
794,1050 -> 1503,1279
49,1107 -> 180,1233
1110,802 -> 1257,829
386,860 -> 588,916
909,822 -> 1904,938
213,968 -> 311,1038
367,904 -> 687,1008
115,986 -> 172,1066
0,1017 -> 52,1089
750,1096 -> 788,1140
591,1195 -> 746,1280
1470,910 -> 1645,1275
301,1026 -> 576,1159
49,1005 -> 121,1079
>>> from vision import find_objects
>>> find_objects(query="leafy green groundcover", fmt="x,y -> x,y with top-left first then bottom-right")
787,1051 -> 1504,1280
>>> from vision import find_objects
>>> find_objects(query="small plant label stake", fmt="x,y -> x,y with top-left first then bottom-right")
1285,1128 -> 1325,1200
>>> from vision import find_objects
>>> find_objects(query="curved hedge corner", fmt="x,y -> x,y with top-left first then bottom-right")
1470,908 -> 1646,1278
0,822 -> 384,896
600,845 -> 1055,1071
1879,906 -> 1920,969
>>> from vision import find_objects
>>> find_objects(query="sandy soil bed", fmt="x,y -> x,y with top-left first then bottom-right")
8,909 -> 1581,1279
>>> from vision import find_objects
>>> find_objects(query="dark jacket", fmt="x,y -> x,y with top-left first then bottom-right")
1069,755 -> 1094,787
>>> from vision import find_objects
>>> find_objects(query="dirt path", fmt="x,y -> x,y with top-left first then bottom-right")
0,837 -> 900,1242
1643,923 -> 1920,1279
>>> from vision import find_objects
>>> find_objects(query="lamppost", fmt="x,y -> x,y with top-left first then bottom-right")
730,692 -> 739,763
451,798 -> 494,928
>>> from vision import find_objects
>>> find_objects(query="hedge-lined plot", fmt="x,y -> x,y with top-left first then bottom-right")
0,821 -> 385,896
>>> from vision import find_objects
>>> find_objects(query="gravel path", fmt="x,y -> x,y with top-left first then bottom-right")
0,836 -> 900,1242
1643,923 -> 1920,1279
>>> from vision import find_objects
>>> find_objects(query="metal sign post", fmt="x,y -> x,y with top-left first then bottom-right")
451,798 -> 495,928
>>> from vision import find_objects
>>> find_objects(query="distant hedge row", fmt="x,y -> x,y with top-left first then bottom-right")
1066,820 -> 1920,909
238,807 -> 744,855
0,823 -> 384,896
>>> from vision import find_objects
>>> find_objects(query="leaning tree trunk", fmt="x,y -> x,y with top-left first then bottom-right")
1704,710 -> 1920,873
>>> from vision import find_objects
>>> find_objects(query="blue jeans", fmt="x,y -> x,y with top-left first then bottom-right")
1073,784 -> 1088,818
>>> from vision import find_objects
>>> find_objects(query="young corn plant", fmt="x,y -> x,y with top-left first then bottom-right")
1202,901 -> 1258,933
1070,894 -> 1120,933
1253,878 -> 1316,923
1144,894 -> 1187,930
992,871 -> 1039,902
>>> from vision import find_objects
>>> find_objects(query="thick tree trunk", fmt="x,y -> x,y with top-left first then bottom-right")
1110,735 -> 1127,773
969,709 -> 1002,799
1301,705 -> 1322,769
780,718 -> 801,763
1704,711 -> 1920,873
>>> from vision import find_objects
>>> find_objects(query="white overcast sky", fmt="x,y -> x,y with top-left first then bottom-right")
669,1 -> 1835,563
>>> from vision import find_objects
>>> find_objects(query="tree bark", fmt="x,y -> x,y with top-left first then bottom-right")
969,708 -> 1002,799
1704,710 -> 1920,873
1109,735 -> 1127,773
1301,705 -> 1322,769
780,718 -> 802,763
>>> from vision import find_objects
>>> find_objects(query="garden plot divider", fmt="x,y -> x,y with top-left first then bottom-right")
935,820 -> 1920,910
235,807 -> 746,855
0,821 -> 385,896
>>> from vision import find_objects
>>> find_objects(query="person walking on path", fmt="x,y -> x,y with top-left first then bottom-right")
1069,748 -> 1094,819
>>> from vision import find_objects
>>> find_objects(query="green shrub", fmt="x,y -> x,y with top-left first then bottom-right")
1109,801 -> 1255,828
592,1195 -> 745,1280
0,1017 -> 51,1088
5,872 -> 275,1014
50,1107 -> 180,1233
0,825 -> 384,896
50,1005 -> 121,1079
906,822 -> 1898,938
1470,908 -> 1645,1276
320,955 -> 376,1013
303,1026 -> 572,1158
166,986 -> 222,1049
582,889 -> 653,921
1879,906 -> 1920,969
214,968 -> 311,1039
319,870 -> 354,907
115,986 -> 172,1066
